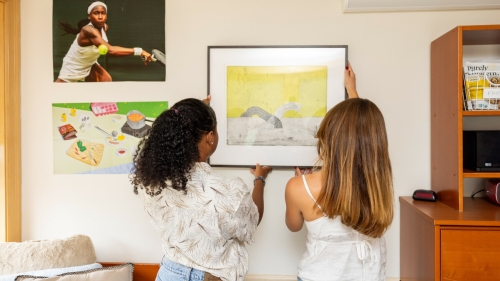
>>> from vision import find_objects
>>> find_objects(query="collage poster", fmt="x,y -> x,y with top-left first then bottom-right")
53,101 -> 167,174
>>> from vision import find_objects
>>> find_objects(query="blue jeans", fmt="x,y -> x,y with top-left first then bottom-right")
297,277 -> 303,281
155,257 -> 205,281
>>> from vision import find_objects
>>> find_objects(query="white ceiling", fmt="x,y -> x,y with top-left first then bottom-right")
343,0 -> 500,12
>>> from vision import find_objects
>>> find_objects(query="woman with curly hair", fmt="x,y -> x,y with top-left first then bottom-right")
131,97 -> 272,281
285,64 -> 394,281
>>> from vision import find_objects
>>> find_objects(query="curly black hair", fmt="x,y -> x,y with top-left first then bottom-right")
130,98 -> 217,196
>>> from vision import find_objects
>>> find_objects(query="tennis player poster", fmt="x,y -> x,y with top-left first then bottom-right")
52,101 -> 167,174
53,0 -> 166,82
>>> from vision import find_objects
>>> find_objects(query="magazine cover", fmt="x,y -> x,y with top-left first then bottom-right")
463,60 -> 500,110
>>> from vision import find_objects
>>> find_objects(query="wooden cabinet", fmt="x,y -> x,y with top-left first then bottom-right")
400,197 -> 500,281
401,25 -> 500,280
431,25 -> 500,211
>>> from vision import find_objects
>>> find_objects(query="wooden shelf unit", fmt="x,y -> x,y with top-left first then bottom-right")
463,169 -> 500,178
462,110 -> 500,116
401,25 -> 500,281
431,24 -> 500,211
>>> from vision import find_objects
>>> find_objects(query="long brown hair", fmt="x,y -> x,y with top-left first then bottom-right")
315,98 -> 393,238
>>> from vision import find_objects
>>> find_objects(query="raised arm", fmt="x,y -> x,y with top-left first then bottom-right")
250,163 -> 272,225
345,62 -> 359,98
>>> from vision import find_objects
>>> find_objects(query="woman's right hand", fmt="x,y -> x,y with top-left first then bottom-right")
294,166 -> 312,177
202,95 -> 211,105
250,163 -> 272,179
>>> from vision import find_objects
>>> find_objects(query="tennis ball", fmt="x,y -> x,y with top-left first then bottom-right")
98,44 -> 108,55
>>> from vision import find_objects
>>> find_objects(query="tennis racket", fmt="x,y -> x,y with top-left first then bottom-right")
142,49 -> 166,66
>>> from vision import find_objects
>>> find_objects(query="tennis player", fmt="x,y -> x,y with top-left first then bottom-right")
55,1 -> 153,82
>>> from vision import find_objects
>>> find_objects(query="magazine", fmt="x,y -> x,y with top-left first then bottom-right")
463,60 -> 500,110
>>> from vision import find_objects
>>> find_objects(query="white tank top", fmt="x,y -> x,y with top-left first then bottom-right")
58,23 -> 108,82
297,175 -> 387,281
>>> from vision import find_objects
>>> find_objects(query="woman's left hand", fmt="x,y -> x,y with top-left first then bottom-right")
345,62 -> 359,98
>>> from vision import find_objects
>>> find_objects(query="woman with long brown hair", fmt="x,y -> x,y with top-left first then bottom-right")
285,64 -> 394,281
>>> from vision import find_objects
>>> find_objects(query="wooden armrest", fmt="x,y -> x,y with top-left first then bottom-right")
100,262 -> 159,281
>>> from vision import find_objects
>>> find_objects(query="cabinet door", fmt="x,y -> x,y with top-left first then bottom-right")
441,227 -> 500,280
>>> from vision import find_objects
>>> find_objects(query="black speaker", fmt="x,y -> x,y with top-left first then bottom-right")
463,131 -> 500,172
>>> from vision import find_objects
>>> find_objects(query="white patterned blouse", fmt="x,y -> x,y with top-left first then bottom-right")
139,162 -> 259,281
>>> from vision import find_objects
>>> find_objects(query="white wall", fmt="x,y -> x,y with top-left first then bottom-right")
20,0 -> 500,278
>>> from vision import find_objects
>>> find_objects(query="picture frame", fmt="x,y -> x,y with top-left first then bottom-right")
208,45 -> 348,168
52,0 -> 166,82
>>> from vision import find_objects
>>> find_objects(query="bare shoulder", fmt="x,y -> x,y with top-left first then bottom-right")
81,25 -> 99,38
288,173 -> 322,198
286,175 -> 313,205
285,175 -> 304,194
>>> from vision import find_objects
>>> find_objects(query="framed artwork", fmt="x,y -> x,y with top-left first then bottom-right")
208,45 -> 348,168
53,0 -> 165,82
52,101 -> 168,174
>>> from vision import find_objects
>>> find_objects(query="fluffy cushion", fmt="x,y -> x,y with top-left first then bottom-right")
0,235 -> 96,275
0,264 -> 103,281
14,264 -> 133,281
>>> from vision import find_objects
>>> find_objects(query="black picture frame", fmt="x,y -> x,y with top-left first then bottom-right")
207,45 -> 348,168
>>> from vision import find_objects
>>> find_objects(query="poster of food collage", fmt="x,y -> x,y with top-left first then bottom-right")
52,101 -> 167,174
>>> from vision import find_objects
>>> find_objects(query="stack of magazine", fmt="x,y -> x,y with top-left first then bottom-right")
463,60 -> 500,110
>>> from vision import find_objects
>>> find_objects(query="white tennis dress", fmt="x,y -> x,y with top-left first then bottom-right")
297,175 -> 387,281
57,23 -> 108,82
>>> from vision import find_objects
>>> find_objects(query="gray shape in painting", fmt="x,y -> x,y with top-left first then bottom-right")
228,102 -> 320,146
240,106 -> 283,128
274,102 -> 301,119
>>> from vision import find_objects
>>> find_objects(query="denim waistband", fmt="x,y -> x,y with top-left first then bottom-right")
160,256 -> 204,281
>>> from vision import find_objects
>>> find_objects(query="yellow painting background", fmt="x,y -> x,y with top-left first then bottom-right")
227,66 -> 327,118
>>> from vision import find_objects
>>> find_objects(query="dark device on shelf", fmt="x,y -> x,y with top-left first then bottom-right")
486,179 -> 500,206
463,130 -> 500,172
412,189 -> 437,202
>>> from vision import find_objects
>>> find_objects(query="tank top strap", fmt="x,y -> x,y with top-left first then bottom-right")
87,22 -> 108,42
301,175 -> 326,215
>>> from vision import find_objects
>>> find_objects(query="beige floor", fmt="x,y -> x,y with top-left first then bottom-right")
244,276 -> 399,281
